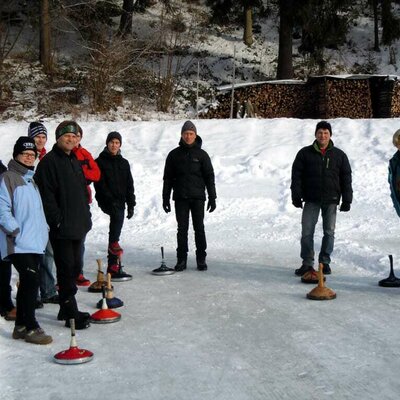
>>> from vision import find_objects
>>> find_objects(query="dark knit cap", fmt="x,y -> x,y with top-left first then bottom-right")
315,121 -> 332,136
77,123 -> 83,137
13,136 -> 37,159
181,120 -> 197,135
28,122 -> 47,138
55,120 -> 79,140
106,131 -> 122,145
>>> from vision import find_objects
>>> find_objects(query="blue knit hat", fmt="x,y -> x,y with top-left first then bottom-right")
28,122 -> 47,138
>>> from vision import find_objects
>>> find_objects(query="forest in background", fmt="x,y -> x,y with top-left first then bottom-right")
1,0 -> 400,119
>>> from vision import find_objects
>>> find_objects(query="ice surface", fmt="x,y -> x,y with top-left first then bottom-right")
1,118 -> 400,399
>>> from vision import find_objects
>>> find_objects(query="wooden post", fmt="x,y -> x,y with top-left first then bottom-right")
230,45 -> 236,119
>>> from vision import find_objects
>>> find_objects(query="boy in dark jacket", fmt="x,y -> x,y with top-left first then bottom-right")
162,121 -> 217,271
291,121 -> 352,278
94,131 -> 135,280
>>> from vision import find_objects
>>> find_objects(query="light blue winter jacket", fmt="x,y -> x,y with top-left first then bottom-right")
0,159 -> 48,259
389,151 -> 400,218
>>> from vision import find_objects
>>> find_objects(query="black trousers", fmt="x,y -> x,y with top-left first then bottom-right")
109,208 -> 125,244
0,259 -> 13,314
50,236 -> 84,318
175,199 -> 207,260
9,253 -> 41,331
107,208 -> 125,267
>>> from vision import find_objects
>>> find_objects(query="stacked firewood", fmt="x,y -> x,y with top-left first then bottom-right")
201,82 -> 311,119
391,81 -> 400,117
310,78 -> 373,119
200,76 -> 383,119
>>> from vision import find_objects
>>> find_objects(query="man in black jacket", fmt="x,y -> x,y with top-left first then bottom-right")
163,121 -> 217,271
94,131 -> 135,280
291,121 -> 352,277
34,120 -> 92,329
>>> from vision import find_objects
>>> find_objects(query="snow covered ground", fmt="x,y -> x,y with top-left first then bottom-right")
1,118 -> 400,399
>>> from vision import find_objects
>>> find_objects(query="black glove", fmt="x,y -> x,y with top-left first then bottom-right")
207,198 -> 216,213
163,199 -> 171,213
340,202 -> 351,212
127,206 -> 134,219
80,159 -> 89,167
292,198 -> 303,209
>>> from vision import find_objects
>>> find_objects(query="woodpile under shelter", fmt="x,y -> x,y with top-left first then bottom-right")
200,75 -> 400,119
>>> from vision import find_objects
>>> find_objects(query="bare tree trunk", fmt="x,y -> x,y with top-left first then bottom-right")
277,0 -> 294,79
372,0 -> 380,51
243,5 -> 254,46
40,0 -> 52,74
119,0 -> 134,37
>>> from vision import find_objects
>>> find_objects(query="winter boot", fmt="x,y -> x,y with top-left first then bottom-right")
65,314 -> 90,330
295,265 -> 313,276
12,325 -> 26,340
174,258 -> 187,272
57,295 -> 90,324
76,273 -> 91,286
107,264 -> 132,281
35,299 -> 43,309
58,308 -> 90,321
108,242 -> 124,257
42,294 -> 59,304
196,257 -> 208,271
25,327 -> 53,345
323,263 -> 331,275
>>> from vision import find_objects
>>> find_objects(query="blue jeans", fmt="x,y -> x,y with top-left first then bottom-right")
39,241 -> 57,300
300,202 -> 337,267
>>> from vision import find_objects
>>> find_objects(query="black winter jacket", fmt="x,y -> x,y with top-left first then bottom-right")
94,148 -> 135,213
291,140 -> 352,205
163,136 -> 216,201
34,144 -> 92,240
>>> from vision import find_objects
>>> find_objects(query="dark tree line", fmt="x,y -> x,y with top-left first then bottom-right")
3,1 -> 400,79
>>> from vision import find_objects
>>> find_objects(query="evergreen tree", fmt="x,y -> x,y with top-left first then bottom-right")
382,0 -> 400,45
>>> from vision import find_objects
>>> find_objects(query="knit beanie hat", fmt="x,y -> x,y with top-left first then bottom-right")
13,136 -> 37,159
181,120 -> 197,135
28,122 -> 47,138
55,120 -> 79,140
106,131 -> 122,145
315,121 -> 332,136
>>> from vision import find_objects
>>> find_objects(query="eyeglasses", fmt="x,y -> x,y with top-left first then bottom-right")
20,152 -> 36,159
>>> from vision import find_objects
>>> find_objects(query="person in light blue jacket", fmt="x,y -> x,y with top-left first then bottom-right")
389,130 -> 400,217
0,137 -> 52,345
